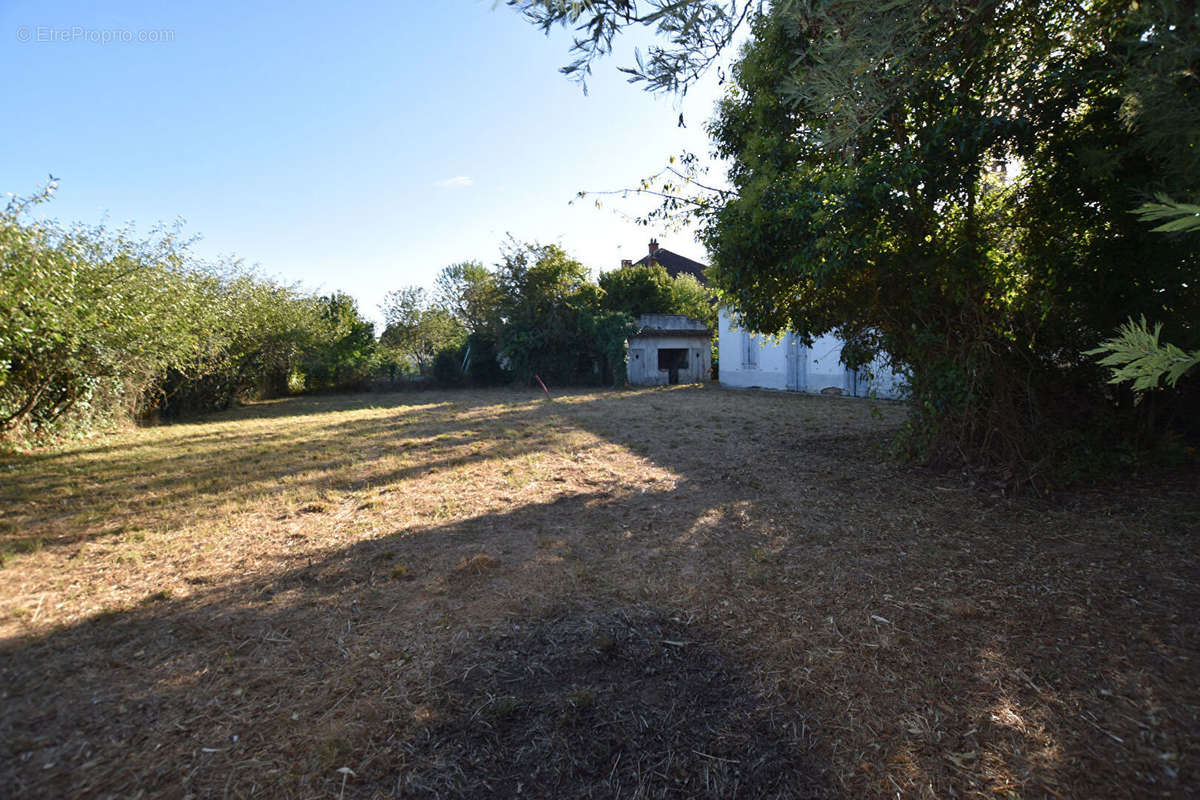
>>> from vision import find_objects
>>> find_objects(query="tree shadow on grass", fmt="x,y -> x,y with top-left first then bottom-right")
3,386 -> 1197,797
0,479 -> 830,798
394,604 -> 824,799
0,392 -> 604,554
9,450 -> 1194,797
0,384 -> 877,557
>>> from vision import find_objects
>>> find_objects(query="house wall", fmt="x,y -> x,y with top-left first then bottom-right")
627,335 -> 711,386
718,309 -> 906,399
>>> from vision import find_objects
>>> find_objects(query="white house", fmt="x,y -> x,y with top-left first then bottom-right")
718,308 -> 906,399
614,238 -> 903,398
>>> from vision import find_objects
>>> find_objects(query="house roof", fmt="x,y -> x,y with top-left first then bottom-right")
631,327 -> 712,338
631,313 -> 712,339
634,245 -> 708,284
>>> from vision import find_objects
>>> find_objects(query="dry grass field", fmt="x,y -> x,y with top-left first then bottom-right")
1,386 -> 1197,798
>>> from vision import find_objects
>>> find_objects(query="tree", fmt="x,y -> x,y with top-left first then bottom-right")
578,306 -> 640,386
517,0 -> 1200,475
598,262 -> 716,329
301,292 -> 375,391
434,260 -> 503,339
599,262 -> 672,316
1,184 -> 363,438
494,239 -> 607,384
379,287 -> 466,375
158,262 -> 330,414
667,273 -> 715,331
508,0 -> 752,93
708,2 -> 1199,470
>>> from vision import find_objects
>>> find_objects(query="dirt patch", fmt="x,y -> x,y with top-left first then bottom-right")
454,552 -> 502,575
397,605 -> 825,799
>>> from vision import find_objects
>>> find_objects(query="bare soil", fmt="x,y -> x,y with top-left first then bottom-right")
1,386 -> 1197,798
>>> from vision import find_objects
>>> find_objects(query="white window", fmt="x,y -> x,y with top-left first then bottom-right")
743,331 -> 758,368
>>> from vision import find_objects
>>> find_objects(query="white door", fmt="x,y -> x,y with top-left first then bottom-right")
786,334 -> 807,391
629,348 -> 645,384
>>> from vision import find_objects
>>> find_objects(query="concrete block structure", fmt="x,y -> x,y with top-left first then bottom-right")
627,314 -> 712,386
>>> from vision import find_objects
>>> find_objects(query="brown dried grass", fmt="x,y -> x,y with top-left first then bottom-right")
0,385 -> 1197,798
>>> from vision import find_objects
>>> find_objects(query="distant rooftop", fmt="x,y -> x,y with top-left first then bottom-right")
633,239 -> 708,284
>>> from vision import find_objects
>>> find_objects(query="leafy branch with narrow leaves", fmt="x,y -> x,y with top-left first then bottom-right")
508,0 -> 756,93
1134,195 -> 1200,234
1087,316 -> 1200,392
1088,194 -> 1200,393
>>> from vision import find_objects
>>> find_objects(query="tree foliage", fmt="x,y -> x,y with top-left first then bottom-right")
379,287 -> 467,376
417,240 -> 662,387
1136,196 -> 1200,235
508,0 -> 755,92
1089,316 -> 1200,393
666,272 -> 715,330
494,239 -> 610,384
1,184 -> 379,441
598,261 -> 716,329
710,1 -> 1199,472
434,261 -> 503,339
599,262 -> 673,316
300,292 -> 375,392
1,187 -> 199,434
1088,196 -> 1200,394
519,0 -> 1200,475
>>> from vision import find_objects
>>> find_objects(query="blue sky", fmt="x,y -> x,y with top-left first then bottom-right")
1,1 -> 731,325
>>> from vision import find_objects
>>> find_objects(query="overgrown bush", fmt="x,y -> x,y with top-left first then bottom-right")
513,0 -> 1200,482
1,186 -> 377,444
693,2 -> 1200,481
432,349 -> 464,386
463,335 -> 506,386
300,293 -> 375,393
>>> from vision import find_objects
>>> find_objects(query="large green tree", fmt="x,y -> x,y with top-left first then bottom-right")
666,273 -> 715,330
705,1 -> 1198,470
434,260 -> 503,339
379,287 -> 467,376
517,0 -> 1200,475
300,292 -> 375,392
494,239 -> 607,383
599,262 -> 673,316
599,261 -> 716,329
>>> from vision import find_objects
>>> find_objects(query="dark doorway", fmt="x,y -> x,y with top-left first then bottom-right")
657,348 -> 689,385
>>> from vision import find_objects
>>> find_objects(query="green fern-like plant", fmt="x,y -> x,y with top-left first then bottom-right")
1087,316 -> 1200,391
1134,195 -> 1200,234
1087,195 -> 1200,393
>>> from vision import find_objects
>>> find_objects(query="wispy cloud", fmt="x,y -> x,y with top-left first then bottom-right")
434,175 -> 473,189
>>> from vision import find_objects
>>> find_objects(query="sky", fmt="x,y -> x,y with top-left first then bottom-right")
1,1 -> 735,326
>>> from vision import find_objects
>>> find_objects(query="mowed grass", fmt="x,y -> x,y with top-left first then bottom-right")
1,386 -> 1197,798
